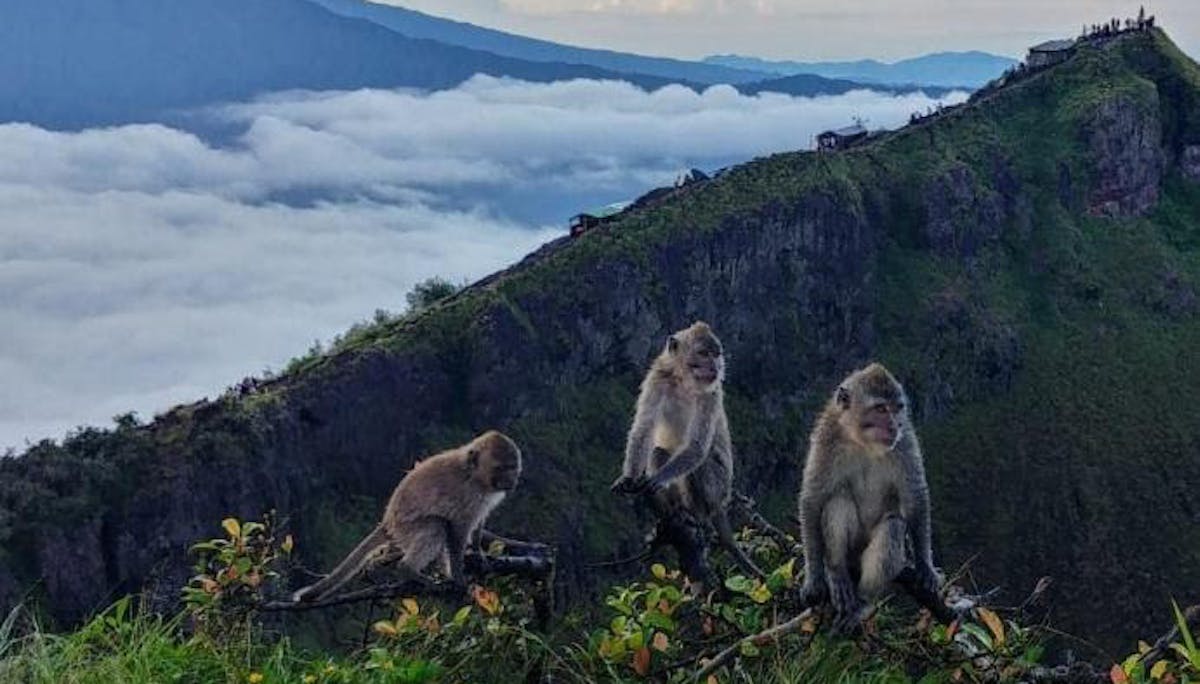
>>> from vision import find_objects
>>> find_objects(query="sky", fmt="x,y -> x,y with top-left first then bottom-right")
0,80 -> 963,450
377,0 -> 1200,62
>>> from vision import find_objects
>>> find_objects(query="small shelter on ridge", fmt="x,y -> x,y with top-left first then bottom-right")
1026,39 -> 1076,68
817,124 -> 867,151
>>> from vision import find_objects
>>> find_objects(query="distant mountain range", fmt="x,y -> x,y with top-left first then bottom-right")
307,0 -> 769,85
0,0 -> 681,129
705,51 -> 1018,88
0,0 -> 977,130
739,73 -> 955,98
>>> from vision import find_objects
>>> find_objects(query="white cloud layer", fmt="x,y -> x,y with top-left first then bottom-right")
0,76 -> 963,450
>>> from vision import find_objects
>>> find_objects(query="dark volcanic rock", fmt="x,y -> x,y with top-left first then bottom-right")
1084,94 -> 1164,217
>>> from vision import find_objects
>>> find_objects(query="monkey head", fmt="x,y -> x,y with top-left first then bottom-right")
835,363 -> 909,454
666,321 -> 725,392
467,430 -> 523,491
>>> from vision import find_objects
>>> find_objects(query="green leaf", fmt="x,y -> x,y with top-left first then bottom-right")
724,575 -> 754,594
610,616 -> 628,634
1121,652 -> 1143,677
1171,600 -> 1197,659
961,623 -> 994,651
642,611 -> 675,632
739,640 -> 761,658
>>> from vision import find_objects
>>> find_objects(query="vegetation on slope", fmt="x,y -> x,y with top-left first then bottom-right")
1,27 -> 1199,664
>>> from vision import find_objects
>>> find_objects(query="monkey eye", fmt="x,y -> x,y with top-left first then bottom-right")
872,405 -> 889,414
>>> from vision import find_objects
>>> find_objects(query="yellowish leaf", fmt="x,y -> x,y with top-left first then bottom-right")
372,620 -> 398,637
402,598 -> 420,615
706,676 -> 718,684
247,673 -> 263,684
977,607 -> 1005,646
652,631 -> 669,653
472,586 -> 501,616
221,518 -> 241,539
748,582 -> 771,604
651,563 -> 668,581
1139,640 -> 1152,654
1150,660 -> 1169,680
280,535 -> 294,554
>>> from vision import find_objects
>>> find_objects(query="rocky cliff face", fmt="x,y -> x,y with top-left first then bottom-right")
3,28 -> 1200,652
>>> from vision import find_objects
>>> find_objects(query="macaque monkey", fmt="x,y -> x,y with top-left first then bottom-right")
798,364 -> 941,629
292,430 -> 522,602
612,321 -> 763,580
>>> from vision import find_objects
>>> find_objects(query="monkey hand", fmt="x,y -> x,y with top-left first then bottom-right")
610,474 -> 649,495
797,576 -> 828,607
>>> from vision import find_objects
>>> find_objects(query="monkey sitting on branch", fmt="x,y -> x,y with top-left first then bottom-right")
798,363 -> 951,631
292,430 -> 541,603
610,321 -> 764,587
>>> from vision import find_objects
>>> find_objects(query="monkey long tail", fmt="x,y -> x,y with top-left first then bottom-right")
715,512 -> 766,580
292,525 -> 391,602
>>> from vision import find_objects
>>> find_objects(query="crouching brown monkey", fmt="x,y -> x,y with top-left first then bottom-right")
798,363 -> 942,630
292,430 -> 523,602
611,321 -> 764,582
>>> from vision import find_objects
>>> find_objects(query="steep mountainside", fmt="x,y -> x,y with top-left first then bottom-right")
3,28 -> 1199,652
0,0 -> 679,129
307,0 -> 770,85
705,51 -> 1019,88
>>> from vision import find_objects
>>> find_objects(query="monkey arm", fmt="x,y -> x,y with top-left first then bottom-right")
619,390 -> 662,480
902,456 -> 939,594
797,491 -> 829,599
443,520 -> 469,585
645,393 -> 719,490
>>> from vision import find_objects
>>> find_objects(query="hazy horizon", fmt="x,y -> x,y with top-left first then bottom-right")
377,0 -> 1200,63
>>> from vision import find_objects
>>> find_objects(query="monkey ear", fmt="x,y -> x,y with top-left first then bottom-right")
467,448 -> 480,470
835,386 -> 851,409
667,335 -> 679,354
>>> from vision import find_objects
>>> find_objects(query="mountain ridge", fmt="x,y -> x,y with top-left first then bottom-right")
705,50 -> 1018,88
307,0 -> 772,85
2,27 -> 1198,655
0,0 -> 686,129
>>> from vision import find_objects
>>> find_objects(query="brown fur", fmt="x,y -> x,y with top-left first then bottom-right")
292,430 -> 521,602
798,364 -> 939,627
613,321 -> 763,580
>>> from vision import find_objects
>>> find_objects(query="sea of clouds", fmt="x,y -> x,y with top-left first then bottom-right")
0,77 -> 964,450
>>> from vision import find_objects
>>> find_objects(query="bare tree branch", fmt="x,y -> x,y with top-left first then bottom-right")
694,608 -> 815,681
260,553 -> 553,612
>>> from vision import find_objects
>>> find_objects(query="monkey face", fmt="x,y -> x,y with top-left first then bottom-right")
489,452 -> 522,491
667,322 -> 725,391
859,400 -> 905,450
470,431 -> 523,491
836,363 -> 908,453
